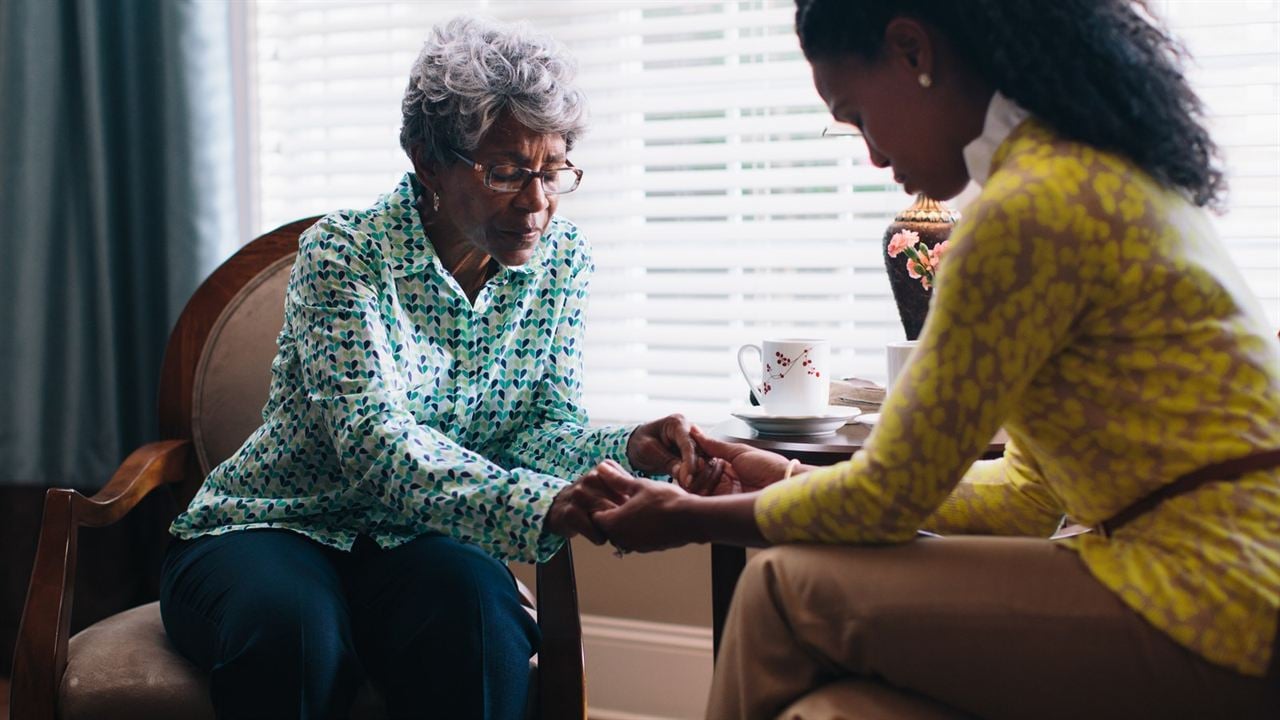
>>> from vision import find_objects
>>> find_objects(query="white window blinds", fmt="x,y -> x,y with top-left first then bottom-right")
488,1 -> 904,423
251,0 -> 1280,426
1156,1 -> 1280,331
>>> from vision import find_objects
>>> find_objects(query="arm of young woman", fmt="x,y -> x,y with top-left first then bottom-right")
923,442 -> 1066,537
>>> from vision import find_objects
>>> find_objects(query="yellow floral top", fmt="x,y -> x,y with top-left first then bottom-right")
755,120 -> 1280,676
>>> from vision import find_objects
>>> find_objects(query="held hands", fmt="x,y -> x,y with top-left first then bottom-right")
544,460 -> 642,544
592,480 -> 699,553
544,460 -> 701,551
547,425 -> 809,554
626,414 -> 804,496
626,413 -> 700,485
680,426 -> 809,495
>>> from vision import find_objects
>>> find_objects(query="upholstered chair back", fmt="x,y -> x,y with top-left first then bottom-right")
190,253 -> 293,477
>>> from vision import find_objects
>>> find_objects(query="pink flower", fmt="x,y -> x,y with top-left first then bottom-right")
910,248 -> 934,274
906,252 -> 935,290
928,240 -> 950,268
887,229 -> 918,258
906,257 -> 928,280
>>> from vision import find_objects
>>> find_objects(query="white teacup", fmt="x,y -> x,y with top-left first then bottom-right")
886,340 -> 918,391
736,338 -> 831,415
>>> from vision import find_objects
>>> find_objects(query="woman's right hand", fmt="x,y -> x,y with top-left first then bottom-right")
684,426 -> 812,493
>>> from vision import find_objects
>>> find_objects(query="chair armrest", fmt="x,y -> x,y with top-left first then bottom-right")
74,439 -> 193,527
10,439 -> 193,720
535,542 -> 586,720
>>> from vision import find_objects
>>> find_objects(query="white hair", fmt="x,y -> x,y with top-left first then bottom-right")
399,16 -> 588,165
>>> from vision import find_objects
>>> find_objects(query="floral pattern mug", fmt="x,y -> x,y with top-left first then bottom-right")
736,339 -> 831,415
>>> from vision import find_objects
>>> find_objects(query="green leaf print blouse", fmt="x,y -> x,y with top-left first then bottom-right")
170,173 -> 637,563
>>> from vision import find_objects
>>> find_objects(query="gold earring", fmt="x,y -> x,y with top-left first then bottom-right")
432,192 -> 440,212
918,72 -> 933,88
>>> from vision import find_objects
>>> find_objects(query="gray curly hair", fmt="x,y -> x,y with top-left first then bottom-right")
399,16 -> 588,166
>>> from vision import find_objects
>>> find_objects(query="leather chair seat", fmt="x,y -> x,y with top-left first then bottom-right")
59,601 -> 538,719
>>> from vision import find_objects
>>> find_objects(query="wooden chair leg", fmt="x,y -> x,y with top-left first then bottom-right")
535,542 -> 585,720
10,490 -> 77,720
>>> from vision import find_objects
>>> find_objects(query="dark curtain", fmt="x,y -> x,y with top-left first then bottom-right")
0,0 -> 240,489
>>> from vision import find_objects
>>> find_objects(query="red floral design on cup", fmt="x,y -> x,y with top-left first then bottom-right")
764,347 -> 822,389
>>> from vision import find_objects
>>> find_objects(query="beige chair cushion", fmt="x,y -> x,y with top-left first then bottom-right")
60,601 -> 538,719
60,603 -> 214,720
191,255 -> 294,477
779,678 -> 971,720
60,602 -> 387,719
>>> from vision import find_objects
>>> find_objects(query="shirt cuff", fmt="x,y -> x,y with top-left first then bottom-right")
518,470 -> 573,563
600,423 -> 655,477
603,422 -> 677,482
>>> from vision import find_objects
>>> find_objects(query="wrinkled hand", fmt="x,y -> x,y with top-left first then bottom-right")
687,426 -> 803,493
545,460 -> 643,544
627,413 -> 698,485
592,479 -> 701,553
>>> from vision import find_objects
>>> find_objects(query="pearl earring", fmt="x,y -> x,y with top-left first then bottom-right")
432,192 -> 440,212
918,72 -> 933,88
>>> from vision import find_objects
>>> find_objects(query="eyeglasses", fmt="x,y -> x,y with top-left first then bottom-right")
821,121 -> 863,138
451,149 -> 583,195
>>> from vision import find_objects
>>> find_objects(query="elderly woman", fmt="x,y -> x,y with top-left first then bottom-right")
160,16 -> 695,719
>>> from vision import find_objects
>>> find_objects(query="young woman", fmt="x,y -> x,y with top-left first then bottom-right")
593,1 -> 1280,717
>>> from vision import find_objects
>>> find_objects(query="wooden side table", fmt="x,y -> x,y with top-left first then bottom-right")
706,418 -> 1007,659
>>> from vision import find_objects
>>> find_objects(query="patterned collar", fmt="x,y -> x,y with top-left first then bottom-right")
383,172 -> 547,280
962,91 -> 1032,186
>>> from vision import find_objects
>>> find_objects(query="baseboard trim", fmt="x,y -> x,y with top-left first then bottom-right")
582,614 -> 713,720
590,709 -> 686,720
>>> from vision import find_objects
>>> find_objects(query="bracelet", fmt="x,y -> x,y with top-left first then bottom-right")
782,458 -> 801,482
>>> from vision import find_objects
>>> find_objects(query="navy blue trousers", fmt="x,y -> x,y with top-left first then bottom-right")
159,529 -> 538,720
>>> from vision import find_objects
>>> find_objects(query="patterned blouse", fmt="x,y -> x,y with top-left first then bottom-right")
755,119 -> 1280,676
171,173 -> 637,563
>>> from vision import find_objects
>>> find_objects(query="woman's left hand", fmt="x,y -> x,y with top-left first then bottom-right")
592,480 -> 701,553
627,414 -> 699,485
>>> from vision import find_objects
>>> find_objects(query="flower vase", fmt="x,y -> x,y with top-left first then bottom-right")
882,194 -> 961,340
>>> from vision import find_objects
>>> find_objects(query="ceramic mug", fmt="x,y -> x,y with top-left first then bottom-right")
886,340 -> 919,391
736,338 -> 831,415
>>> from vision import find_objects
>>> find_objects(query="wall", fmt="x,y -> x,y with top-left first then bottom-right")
514,541 -> 723,719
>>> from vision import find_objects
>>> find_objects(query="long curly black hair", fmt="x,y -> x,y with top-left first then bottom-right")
795,0 -> 1226,210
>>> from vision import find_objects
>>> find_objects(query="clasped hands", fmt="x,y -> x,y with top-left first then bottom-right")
544,414 -> 810,553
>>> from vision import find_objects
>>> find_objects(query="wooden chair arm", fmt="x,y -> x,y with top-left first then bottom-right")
536,542 -> 586,720
73,439 -> 193,527
10,439 -> 193,720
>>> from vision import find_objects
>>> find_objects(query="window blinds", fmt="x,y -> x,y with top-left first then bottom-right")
1158,1 -> 1280,331
252,0 -> 1280,425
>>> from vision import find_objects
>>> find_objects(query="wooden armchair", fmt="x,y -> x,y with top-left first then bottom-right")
11,217 -> 587,719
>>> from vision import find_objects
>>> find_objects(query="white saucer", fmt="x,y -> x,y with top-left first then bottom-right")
852,412 -> 880,426
730,405 -> 861,436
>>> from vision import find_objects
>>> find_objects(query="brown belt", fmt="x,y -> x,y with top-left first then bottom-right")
1095,448 -> 1280,537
